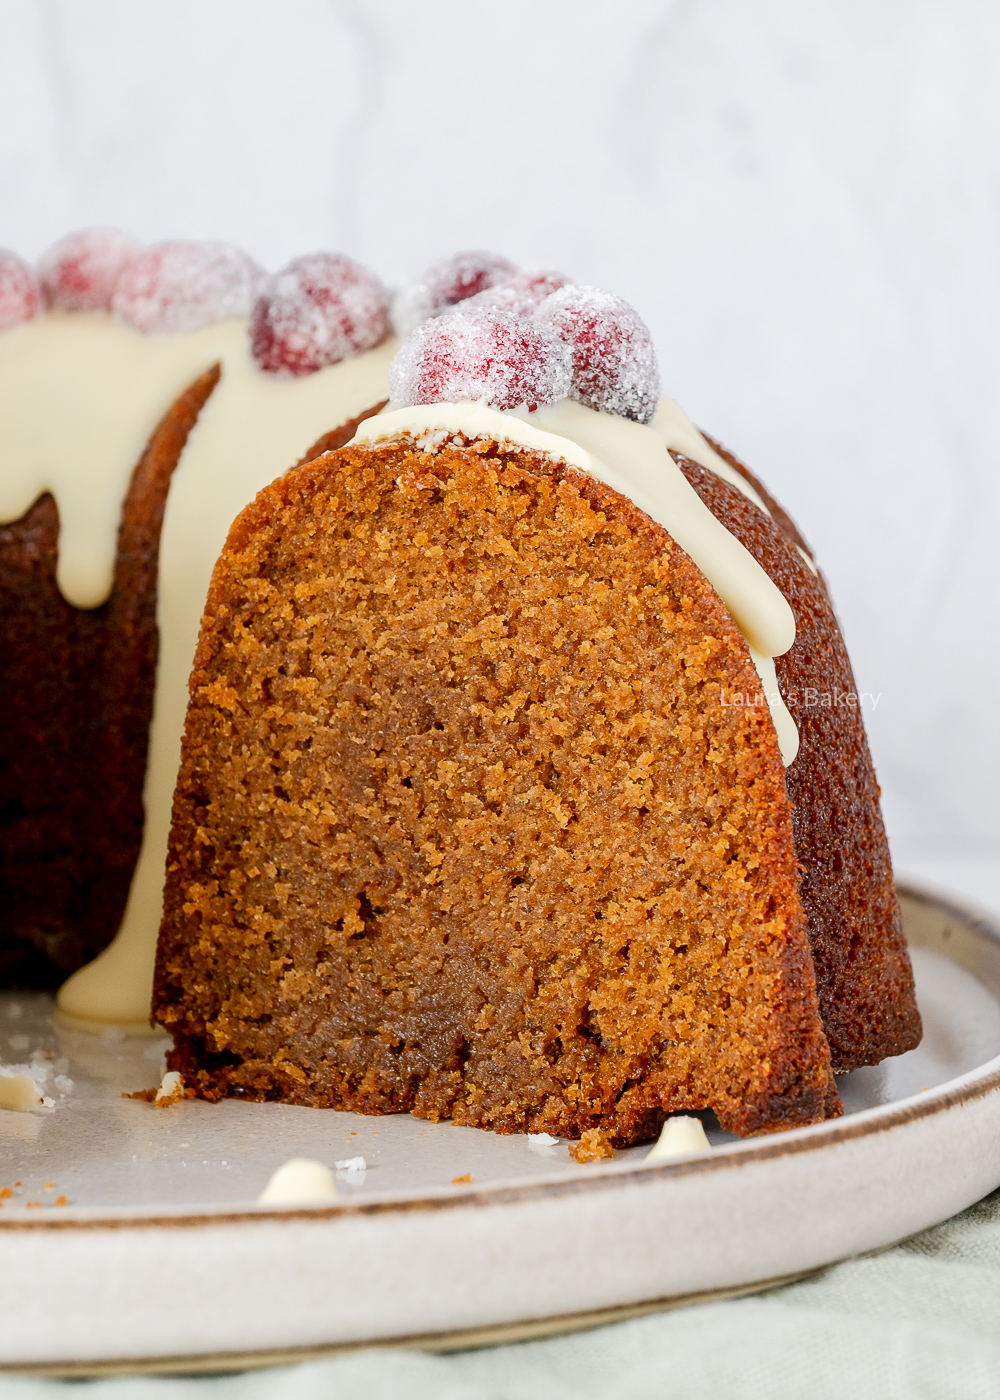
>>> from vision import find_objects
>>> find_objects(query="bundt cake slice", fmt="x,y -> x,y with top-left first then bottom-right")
153,429 -> 840,1139
153,275 -> 920,1140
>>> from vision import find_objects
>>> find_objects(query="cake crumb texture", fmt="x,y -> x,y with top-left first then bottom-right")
154,436 -> 839,1140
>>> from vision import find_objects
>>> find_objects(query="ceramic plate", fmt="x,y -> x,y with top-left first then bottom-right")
2,879 -> 1000,1375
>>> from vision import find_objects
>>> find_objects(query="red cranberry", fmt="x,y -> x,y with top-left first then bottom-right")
392,250 -> 518,336
535,285 -> 660,423
112,240 -> 266,334
250,252 -> 390,377
0,249 -> 41,331
466,269 -> 573,317
388,307 -> 571,412
38,228 -> 138,312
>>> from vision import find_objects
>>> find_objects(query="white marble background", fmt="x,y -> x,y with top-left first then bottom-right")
2,0 -> 998,903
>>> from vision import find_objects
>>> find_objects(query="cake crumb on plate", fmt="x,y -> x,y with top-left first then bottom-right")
570,1129 -> 614,1163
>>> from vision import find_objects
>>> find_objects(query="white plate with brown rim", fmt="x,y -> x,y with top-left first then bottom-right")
2,878 -> 1000,1376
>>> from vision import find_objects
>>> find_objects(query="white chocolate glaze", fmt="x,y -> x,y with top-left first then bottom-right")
526,399 -> 794,657
353,400 -> 798,757
653,401 -> 807,756
56,329 -> 397,1028
649,398 -> 812,745
650,398 -> 772,516
747,648 -> 799,765
796,543 -> 819,576
651,400 -> 821,588
0,314 -> 248,607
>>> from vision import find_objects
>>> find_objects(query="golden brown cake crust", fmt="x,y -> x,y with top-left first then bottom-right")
0,364 -> 220,984
679,444 -> 921,1068
154,433 -> 839,1139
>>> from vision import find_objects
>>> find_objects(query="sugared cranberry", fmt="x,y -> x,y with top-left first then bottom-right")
250,252 -> 390,377
392,250 -> 518,336
388,307 -> 571,412
466,269 -> 573,317
112,240 -> 266,334
38,228 -> 138,312
0,249 -> 41,331
535,286 -> 660,423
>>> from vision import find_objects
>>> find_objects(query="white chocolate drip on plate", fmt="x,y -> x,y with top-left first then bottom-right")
257,1159 -> 338,1205
645,1114 -> 711,1162
0,1073 -> 52,1113
54,323 -> 397,1028
353,400 -> 798,764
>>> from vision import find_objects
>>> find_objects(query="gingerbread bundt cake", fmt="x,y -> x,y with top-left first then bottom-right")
152,284 -> 921,1140
0,233 -> 394,1009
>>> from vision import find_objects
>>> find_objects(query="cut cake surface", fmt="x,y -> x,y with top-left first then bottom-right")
153,432 -> 845,1139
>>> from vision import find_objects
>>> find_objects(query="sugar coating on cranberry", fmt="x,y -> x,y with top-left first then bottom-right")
112,241 -> 266,334
389,307 -> 571,412
391,250 -> 518,337
466,269 -> 573,317
250,253 -> 390,377
535,286 -> 660,424
38,228 -> 138,313
0,249 -> 41,331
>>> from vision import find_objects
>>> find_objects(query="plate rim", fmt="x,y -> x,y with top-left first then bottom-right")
0,1269 -> 818,1377
2,876 -> 997,1235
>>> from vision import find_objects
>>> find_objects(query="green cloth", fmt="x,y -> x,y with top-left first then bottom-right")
8,1189 -> 1000,1399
